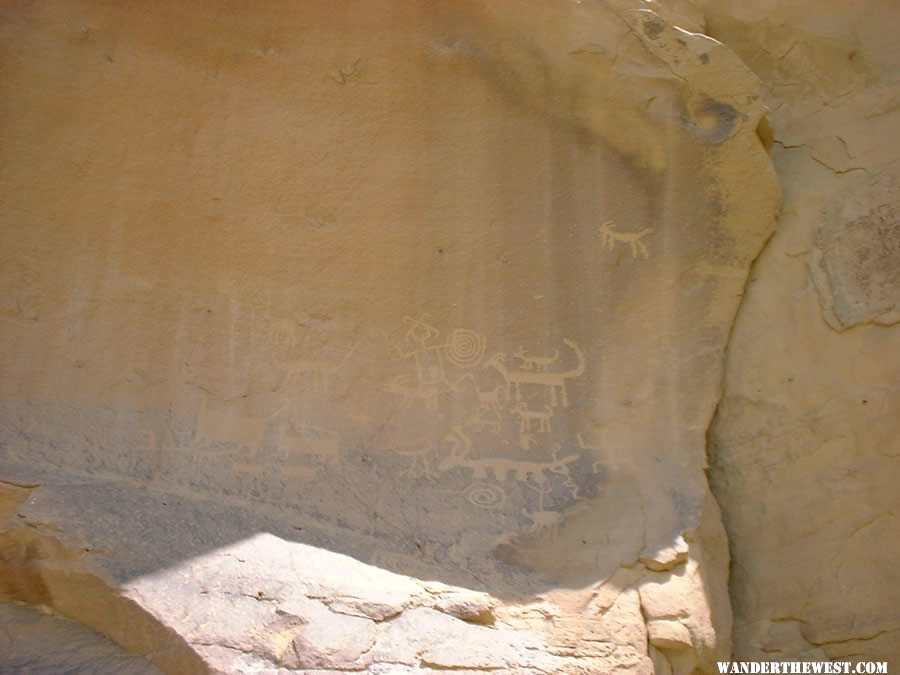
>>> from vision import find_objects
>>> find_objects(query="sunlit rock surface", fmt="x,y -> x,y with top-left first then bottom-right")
4,0 -> 891,673
698,0 -> 900,663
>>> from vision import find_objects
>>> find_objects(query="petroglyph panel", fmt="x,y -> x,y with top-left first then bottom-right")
0,0 -> 779,671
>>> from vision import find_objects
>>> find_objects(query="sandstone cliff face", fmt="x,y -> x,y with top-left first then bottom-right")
697,0 -> 900,663
0,1 -> 895,673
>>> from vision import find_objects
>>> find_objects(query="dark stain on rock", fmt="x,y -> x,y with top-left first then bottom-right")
689,98 -> 739,144
643,17 -> 665,40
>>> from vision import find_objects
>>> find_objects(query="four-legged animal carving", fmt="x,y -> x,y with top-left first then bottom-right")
278,424 -> 341,467
599,220 -> 654,259
484,339 -> 585,408
195,394 -> 288,456
521,508 -> 562,533
511,402 -> 553,433
439,427 -> 578,483
391,442 -> 439,480
511,346 -> 559,371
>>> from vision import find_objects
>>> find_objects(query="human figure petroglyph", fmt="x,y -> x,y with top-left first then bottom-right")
511,346 -> 559,371
395,316 -> 486,377
277,341 -> 359,395
484,339 -> 585,408
599,220 -> 654,259
396,315 -> 442,382
511,402 -> 553,434
399,317 -> 486,367
438,427 -> 579,483
389,316 -> 486,409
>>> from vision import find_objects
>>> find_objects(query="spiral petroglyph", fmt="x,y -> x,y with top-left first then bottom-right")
444,328 -> 487,369
464,482 -> 506,509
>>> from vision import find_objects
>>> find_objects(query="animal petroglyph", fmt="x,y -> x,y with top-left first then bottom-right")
511,346 -> 560,371
511,402 -> 553,433
484,339 -> 585,408
438,427 -> 579,484
390,442 -> 439,480
521,508 -> 562,532
599,220 -> 654,259
277,424 -> 342,468
195,394 -> 288,454
521,480 -> 562,532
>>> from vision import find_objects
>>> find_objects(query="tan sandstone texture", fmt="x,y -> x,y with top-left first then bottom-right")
0,1 -> 894,673
695,0 -> 900,664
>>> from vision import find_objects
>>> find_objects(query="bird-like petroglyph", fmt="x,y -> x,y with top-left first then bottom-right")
276,341 -> 359,395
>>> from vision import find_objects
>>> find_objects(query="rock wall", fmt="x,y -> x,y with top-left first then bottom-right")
697,0 -> 900,663
0,0 -> 896,673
